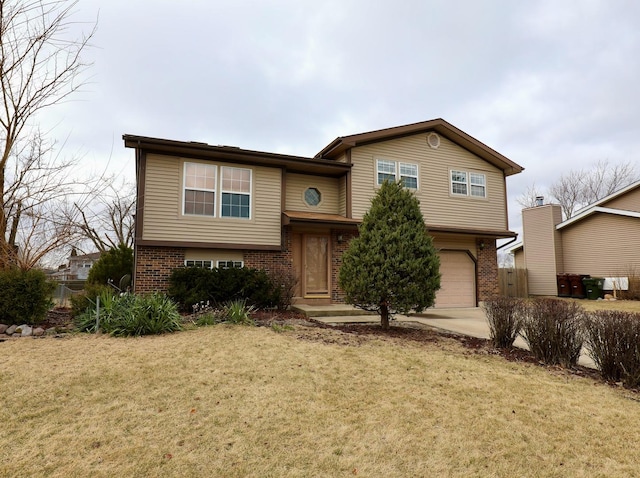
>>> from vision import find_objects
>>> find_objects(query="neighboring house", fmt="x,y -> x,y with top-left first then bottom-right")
124,118 -> 523,308
51,249 -> 101,281
508,180 -> 640,295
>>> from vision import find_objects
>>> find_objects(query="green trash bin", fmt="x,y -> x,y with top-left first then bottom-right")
583,277 -> 605,300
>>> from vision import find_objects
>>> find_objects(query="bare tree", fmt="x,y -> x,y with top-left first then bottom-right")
72,181 -> 135,252
516,182 -> 544,209
518,160 -> 639,220
548,171 -> 585,219
0,0 -> 96,267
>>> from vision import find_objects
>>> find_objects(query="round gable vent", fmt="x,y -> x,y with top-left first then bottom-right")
427,132 -> 441,149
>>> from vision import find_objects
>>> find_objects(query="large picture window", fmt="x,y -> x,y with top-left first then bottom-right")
184,163 -> 216,216
376,159 -> 418,189
221,167 -> 252,219
451,170 -> 486,198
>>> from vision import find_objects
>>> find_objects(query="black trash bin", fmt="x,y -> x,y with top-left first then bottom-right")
583,277 -> 605,300
557,274 -> 571,297
569,274 -> 589,298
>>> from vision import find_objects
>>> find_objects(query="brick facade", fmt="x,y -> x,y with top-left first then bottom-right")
330,229 -> 358,302
243,227 -> 294,277
134,245 -> 185,293
476,238 -> 499,302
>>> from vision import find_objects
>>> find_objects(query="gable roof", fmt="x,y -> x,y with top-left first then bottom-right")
315,118 -> 524,176
571,179 -> 640,214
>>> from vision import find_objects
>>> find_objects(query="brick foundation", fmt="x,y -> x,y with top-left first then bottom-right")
134,245 -> 185,293
476,238 -> 499,302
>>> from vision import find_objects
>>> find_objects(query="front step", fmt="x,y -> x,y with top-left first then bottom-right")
291,304 -> 376,318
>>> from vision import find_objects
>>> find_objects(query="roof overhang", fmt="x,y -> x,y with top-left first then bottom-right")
316,118 -> 524,176
427,225 -> 518,239
282,211 -> 361,228
123,135 -> 352,178
557,206 -> 640,230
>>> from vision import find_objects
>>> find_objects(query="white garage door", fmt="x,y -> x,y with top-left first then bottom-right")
435,251 -> 476,308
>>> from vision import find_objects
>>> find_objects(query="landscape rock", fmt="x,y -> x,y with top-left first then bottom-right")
0,324 -> 7,334
20,325 -> 33,337
33,327 -> 45,337
6,324 -> 17,335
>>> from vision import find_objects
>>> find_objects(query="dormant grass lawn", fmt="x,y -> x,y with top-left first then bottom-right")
2,322 -> 640,477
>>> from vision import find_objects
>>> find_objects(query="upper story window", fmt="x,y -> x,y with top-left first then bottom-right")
451,170 -> 486,198
184,162 -> 216,216
376,159 -> 418,189
183,162 -> 252,219
304,187 -> 322,206
221,167 -> 251,219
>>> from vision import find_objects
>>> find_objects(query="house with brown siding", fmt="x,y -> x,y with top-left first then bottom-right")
124,118 -> 524,308
509,180 -> 640,295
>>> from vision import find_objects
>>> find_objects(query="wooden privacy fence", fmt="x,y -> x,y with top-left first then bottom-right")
498,268 -> 528,298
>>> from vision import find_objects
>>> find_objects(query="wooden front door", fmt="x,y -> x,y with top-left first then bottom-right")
293,234 -> 329,297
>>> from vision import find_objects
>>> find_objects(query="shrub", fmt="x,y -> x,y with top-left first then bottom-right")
482,297 -> 524,349
69,283 -> 111,318
0,268 -> 55,325
266,268 -> 298,310
87,245 -> 133,288
168,266 -> 282,311
583,310 -> 640,388
520,298 -> 585,367
75,292 -> 182,336
223,299 -> 255,325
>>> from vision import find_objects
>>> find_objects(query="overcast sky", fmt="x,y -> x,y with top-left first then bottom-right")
39,0 -> 640,239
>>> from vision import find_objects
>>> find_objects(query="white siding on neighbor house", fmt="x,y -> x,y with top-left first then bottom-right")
285,173 -> 341,214
350,133 -> 508,230
561,213 -> 640,277
522,205 -> 564,295
142,154 -> 282,246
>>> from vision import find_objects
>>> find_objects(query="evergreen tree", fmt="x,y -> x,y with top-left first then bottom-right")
87,244 -> 133,290
339,181 -> 440,329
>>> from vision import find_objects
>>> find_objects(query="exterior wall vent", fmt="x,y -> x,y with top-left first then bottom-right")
427,132 -> 441,149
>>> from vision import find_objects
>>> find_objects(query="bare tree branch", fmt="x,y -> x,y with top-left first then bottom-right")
0,0 -> 96,268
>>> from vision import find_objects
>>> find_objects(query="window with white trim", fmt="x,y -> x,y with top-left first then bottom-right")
184,163 -> 216,216
221,167 -> 251,218
450,170 -> 486,198
376,159 -> 418,189
217,260 -> 244,269
184,260 -> 214,269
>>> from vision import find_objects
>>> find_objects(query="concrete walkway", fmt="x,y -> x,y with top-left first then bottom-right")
294,304 -> 595,369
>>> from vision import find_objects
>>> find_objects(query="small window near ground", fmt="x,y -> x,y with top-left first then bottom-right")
304,187 -> 322,206
185,260 -> 214,269
217,260 -> 244,269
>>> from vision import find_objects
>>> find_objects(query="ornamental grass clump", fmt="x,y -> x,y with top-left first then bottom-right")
482,296 -> 523,349
521,298 -> 585,367
583,310 -> 640,388
75,291 -> 182,336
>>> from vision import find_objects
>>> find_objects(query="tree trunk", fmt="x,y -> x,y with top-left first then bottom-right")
380,302 -> 390,330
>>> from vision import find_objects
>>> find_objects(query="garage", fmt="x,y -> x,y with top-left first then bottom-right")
434,250 -> 476,308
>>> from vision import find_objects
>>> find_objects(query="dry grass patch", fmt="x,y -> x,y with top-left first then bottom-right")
562,298 -> 640,313
2,325 -> 640,477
